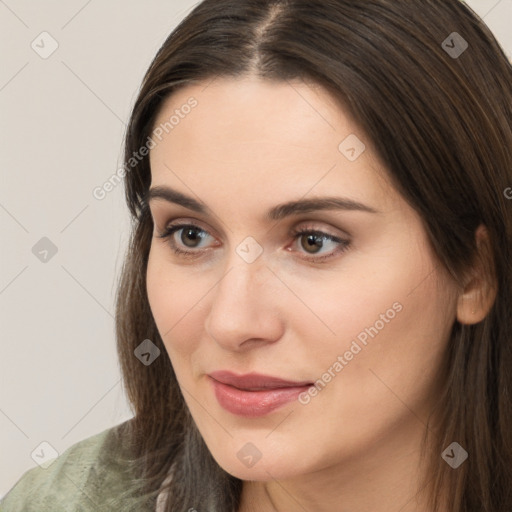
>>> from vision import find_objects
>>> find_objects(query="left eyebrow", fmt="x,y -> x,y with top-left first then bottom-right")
266,196 -> 379,220
144,185 -> 380,221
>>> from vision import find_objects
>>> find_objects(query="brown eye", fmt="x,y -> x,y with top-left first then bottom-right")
300,233 -> 326,254
157,223 -> 214,257
291,228 -> 350,262
179,226 -> 207,248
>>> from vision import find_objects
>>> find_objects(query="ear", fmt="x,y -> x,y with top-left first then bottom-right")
456,224 -> 497,325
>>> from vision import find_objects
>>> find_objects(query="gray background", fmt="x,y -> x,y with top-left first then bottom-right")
1,0 -> 511,497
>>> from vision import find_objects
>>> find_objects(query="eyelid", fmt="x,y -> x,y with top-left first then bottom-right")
156,216 -> 218,237
290,221 -> 349,240
154,216 -> 352,238
157,217 -> 348,244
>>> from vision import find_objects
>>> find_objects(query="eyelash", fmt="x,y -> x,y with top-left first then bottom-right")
156,222 -> 350,263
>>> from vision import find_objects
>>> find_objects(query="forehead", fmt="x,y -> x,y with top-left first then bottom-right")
148,77 -> 397,215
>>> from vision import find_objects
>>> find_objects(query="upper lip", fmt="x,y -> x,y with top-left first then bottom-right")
208,371 -> 313,391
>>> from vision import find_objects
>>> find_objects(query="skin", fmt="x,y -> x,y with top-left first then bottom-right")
146,76 -> 489,511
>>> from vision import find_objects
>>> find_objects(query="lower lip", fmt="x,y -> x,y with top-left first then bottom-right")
209,377 -> 312,417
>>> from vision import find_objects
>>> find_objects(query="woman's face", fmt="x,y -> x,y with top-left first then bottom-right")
146,76 -> 459,482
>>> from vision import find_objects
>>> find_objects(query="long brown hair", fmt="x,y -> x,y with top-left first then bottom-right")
112,1 -> 512,510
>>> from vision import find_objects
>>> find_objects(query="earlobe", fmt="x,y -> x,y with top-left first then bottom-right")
456,225 -> 497,325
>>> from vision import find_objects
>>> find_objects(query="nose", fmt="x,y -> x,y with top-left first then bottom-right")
204,257 -> 284,352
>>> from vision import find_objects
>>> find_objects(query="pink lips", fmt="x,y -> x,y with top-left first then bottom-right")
208,371 -> 313,417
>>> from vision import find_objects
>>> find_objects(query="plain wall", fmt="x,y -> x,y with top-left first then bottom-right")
1,0 -> 511,498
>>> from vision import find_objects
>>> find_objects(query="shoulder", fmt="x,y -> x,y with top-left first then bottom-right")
0,420 -> 147,512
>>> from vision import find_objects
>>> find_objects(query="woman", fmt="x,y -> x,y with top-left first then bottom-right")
2,0 -> 511,511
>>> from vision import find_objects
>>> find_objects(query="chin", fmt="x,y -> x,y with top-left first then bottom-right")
205,437 -> 309,482
217,457 -> 298,482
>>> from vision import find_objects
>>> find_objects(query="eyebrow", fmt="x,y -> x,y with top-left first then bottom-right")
145,185 -> 379,221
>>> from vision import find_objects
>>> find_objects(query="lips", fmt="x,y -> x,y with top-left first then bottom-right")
208,370 -> 313,390
208,371 -> 313,417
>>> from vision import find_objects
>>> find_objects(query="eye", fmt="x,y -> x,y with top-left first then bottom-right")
156,222 -> 215,258
156,222 -> 351,262
289,226 -> 350,262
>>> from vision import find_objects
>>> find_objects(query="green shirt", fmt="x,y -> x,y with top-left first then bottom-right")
0,421 -> 157,512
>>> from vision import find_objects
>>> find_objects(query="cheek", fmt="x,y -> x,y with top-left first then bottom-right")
146,248 -> 212,363
299,247 -> 456,424
281,248 -> 427,362
321,233 -> 456,354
